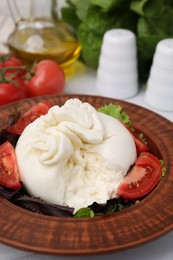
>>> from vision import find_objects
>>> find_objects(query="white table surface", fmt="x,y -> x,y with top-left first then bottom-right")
0,12 -> 173,260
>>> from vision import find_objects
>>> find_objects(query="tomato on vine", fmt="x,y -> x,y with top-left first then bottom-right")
27,60 -> 65,97
0,53 -> 65,105
0,53 -> 25,77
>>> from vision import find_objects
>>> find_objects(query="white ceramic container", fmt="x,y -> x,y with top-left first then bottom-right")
145,39 -> 173,111
96,29 -> 138,99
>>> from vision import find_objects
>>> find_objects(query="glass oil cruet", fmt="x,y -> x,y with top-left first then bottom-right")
7,0 -> 81,74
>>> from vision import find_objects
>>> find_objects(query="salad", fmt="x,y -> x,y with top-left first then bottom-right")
0,99 -> 166,218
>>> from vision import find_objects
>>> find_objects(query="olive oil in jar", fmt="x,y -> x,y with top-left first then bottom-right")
8,20 -> 81,74
7,0 -> 81,75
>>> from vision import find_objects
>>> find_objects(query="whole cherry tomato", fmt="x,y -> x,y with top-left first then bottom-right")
28,60 -> 65,97
0,77 -> 28,106
0,53 -> 25,77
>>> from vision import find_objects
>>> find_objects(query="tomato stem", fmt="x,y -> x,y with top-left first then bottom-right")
0,68 -> 22,86
0,53 -> 12,63
0,65 -> 27,71
0,64 -> 35,82
0,69 -> 6,82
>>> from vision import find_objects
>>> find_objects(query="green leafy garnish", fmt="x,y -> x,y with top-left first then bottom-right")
74,197 -> 137,218
74,207 -> 94,218
138,132 -> 148,145
98,104 -> 132,128
160,160 -> 166,178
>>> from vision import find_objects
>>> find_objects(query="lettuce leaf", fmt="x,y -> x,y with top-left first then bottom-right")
130,0 -> 149,15
62,1 -> 137,69
77,5 -> 137,68
62,0 -> 173,80
90,0 -> 126,12
131,0 -> 173,79
98,104 -> 132,127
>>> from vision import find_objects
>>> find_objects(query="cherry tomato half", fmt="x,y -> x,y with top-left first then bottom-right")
122,123 -> 149,156
0,141 -> 21,190
7,101 -> 51,135
117,152 -> 162,199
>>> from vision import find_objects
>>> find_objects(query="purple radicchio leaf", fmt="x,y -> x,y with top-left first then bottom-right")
11,195 -> 74,217
0,185 -> 23,200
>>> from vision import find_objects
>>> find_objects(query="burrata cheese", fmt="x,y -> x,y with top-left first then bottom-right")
15,99 -> 137,212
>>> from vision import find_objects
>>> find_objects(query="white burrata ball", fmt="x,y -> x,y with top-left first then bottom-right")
15,99 -> 137,212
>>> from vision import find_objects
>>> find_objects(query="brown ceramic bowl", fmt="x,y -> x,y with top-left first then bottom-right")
0,94 -> 173,256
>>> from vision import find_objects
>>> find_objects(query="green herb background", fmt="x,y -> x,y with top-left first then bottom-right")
61,0 -> 173,80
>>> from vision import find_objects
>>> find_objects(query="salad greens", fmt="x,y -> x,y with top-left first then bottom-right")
160,160 -> 167,178
74,207 -> 94,218
97,104 -> 132,127
61,0 -> 173,80
74,198 -> 137,218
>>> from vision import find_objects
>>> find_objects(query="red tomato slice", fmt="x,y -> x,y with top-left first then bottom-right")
133,135 -> 150,156
117,152 -> 162,199
7,101 -> 51,135
122,123 -> 149,156
0,141 -> 21,190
